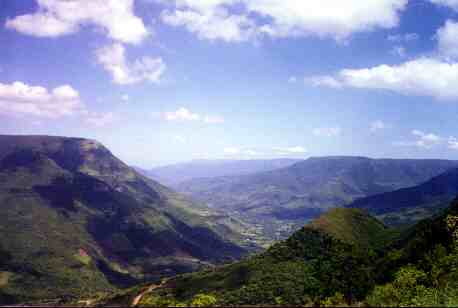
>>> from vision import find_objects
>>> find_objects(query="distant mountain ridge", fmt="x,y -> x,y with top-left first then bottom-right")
347,167 -> 458,226
139,159 -> 302,186
175,156 -> 458,241
0,135 -> 246,303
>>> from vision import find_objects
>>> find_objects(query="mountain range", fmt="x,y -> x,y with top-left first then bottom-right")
3,135 -> 458,305
348,167 -> 458,226
173,156 -> 458,241
137,159 -> 301,186
0,135 -> 247,304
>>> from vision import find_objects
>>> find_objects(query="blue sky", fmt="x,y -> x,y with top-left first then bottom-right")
3,0 -> 458,167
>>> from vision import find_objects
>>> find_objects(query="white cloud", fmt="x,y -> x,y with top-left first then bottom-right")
220,146 -> 306,157
370,120 -> 388,132
161,8 -> 257,42
164,107 -> 201,121
5,0 -> 148,44
273,146 -> 308,155
174,135 -> 186,143
307,19 -> 458,100
309,57 -> 458,100
387,32 -> 419,42
223,147 -> 240,155
203,115 -> 225,124
393,130 -> 443,149
159,0 -> 408,41
285,146 -> 307,153
390,45 -> 406,57
306,76 -> 343,88
85,112 -> 115,127
410,130 -> 442,149
313,127 -> 341,137
430,0 -> 458,10
0,81 -> 84,118
121,94 -> 129,102
245,0 -> 407,40
244,149 -> 261,156
448,136 -> 458,149
288,76 -> 297,83
162,107 -> 224,124
222,147 -> 265,157
437,20 -> 458,60
96,43 -> 166,85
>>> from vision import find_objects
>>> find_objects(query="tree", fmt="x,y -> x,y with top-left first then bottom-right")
190,294 -> 217,307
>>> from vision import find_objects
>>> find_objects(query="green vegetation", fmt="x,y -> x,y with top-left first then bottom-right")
120,208 -> 390,306
107,200 -> 458,307
3,136 -> 458,306
309,208 -> 400,249
0,135 -> 247,304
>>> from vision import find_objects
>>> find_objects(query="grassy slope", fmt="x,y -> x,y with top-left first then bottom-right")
309,208 -> 399,249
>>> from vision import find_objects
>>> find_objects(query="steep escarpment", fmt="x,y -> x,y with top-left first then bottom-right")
0,135 -> 245,304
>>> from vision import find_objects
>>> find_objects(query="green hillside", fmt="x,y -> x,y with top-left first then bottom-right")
98,207 -> 395,306
309,208 -> 399,249
0,135 -> 247,304
99,199 -> 458,307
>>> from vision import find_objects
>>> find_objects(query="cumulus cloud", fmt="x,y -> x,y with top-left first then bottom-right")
0,81 -> 84,118
161,8 -> 257,42
96,43 -> 166,85
164,107 -> 200,121
159,0 -> 408,41
437,20 -> 458,60
306,76 -> 343,88
370,120 -> 388,132
162,107 -> 225,124
313,127 -> 341,137
309,57 -> 458,100
395,130 -> 443,149
448,136 -> 458,149
430,0 -> 458,10
5,0 -> 148,44
412,130 -> 442,148
307,18 -> 458,100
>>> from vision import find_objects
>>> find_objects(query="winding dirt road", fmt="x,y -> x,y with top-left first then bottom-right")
131,280 -> 167,307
